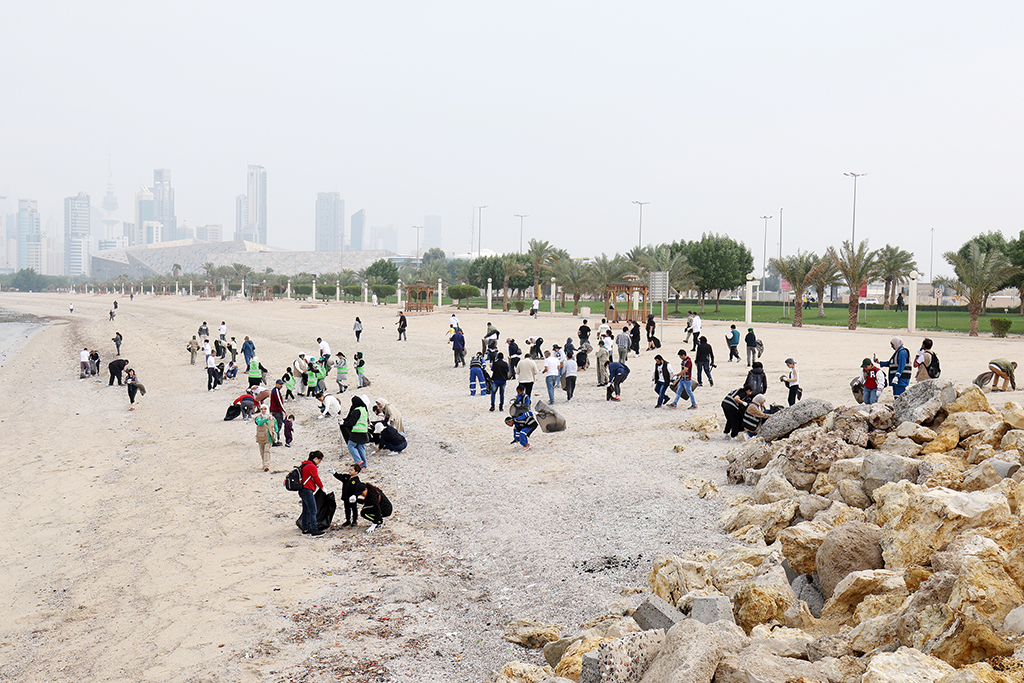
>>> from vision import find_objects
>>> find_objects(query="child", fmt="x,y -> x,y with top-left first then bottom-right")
282,370 -> 296,400
306,360 -> 320,396
283,414 -> 295,447
507,384 -> 539,450
225,361 -> 238,379
335,352 -> 349,394
354,352 -> 367,388
355,481 -> 393,533
332,463 -> 362,527
781,358 -> 800,406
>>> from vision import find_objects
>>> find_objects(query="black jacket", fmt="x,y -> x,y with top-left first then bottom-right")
745,367 -> 768,395
332,472 -> 362,501
744,331 -> 757,347
492,359 -> 510,381
696,341 -> 714,364
340,396 -> 370,444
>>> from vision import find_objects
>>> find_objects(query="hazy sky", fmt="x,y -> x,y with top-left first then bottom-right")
3,1 -> 1024,280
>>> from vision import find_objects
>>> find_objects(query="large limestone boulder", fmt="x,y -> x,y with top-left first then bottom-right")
921,425 -> 961,455
778,520 -> 831,575
918,454 -> 968,489
938,661 -> 1024,683
648,555 -> 712,607
817,655 -> 867,683
752,470 -> 798,504
947,386 -> 996,415
1003,403 -> 1024,430
593,630 -> 665,683
777,426 -> 853,474
719,499 -> 797,545
944,412 -> 1001,440
896,421 -> 938,443
879,436 -> 924,458
713,645 -> 825,683
732,584 -> 794,634
862,647 -> 954,683
940,537 -> 1024,630
860,452 -> 921,499
639,619 -> 722,683
709,619 -> 749,654
821,569 -> 908,619
726,437 -> 772,484
824,406 -> 871,447
894,379 -> 958,425
861,402 -> 897,431
504,619 -> 564,648
748,624 -> 813,658
709,543 -> 783,596
758,398 -> 833,442
963,422 -> 1012,450
1000,430 -> 1024,451
816,521 -> 884,599
837,479 -> 872,509
487,662 -> 557,683
554,637 -> 612,680
962,460 -> 1007,492
872,482 -> 1012,568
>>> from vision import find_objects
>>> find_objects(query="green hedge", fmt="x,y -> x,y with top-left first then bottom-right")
294,284 -> 312,296
991,318 -> 1013,337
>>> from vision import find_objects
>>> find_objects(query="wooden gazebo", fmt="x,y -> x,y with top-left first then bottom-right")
405,280 -> 435,313
605,276 -> 650,323
198,283 -> 217,299
251,283 -> 274,301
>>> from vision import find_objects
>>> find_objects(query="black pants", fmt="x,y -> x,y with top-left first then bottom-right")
788,385 -> 800,406
454,349 -> 465,366
398,328 -> 406,341
208,368 -> 221,390
109,368 -> 123,386
127,384 -> 138,404
723,404 -> 744,437
607,375 -> 625,399
509,357 -> 519,378
520,382 -> 533,397
361,497 -> 393,524
565,376 -> 576,400
344,500 -> 359,524
728,345 -> 740,362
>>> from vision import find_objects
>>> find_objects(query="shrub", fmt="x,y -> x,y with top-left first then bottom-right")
343,285 -> 362,300
991,317 -> 1013,338
448,285 -> 480,308
370,284 -> 396,299
514,300 -> 525,313
293,284 -> 312,297
316,284 -> 336,299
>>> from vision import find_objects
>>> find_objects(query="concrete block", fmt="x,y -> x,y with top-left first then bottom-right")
690,595 -> 735,625
579,651 -> 600,683
632,594 -> 684,631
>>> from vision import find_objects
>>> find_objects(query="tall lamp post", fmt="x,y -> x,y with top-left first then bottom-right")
930,227 -> 934,283
844,172 -> 866,244
759,215 -> 772,301
514,214 -> 528,254
476,205 -> 488,258
632,201 -> 649,248
412,225 -> 423,265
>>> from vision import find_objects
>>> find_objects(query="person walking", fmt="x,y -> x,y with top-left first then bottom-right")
112,332 -> 123,356
490,352 -> 509,411
69,302 -> 74,314
207,352 -> 222,391
781,358 -> 800,406
335,352 -> 349,394
645,314 -> 656,350
198,322 -> 209,340
629,321 -> 641,356
877,337 -> 912,397
219,321 -> 227,342
578,319 -> 591,346
669,349 -> 697,410
530,298 -> 540,317
896,292 -> 905,312
255,405 -> 272,471
247,356 -> 265,388
615,326 -> 631,362
317,337 -> 331,360
506,338 -> 521,379
269,380 -> 286,446
695,336 -> 715,387
562,353 -> 578,401
227,337 -> 238,363
340,395 -> 372,468
988,358 -> 1018,392
684,311 -> 694,344
241,336 -> 255,365
451,328 -> 466,367
543,350 -> 560,404
595,338 -> 610,386
297,451 -> 325,536
652,354 -> 673,408
516,354 -> 538,398
606,360 -> 630,401
744,328 -> 758,367
913,338 -> 935,382
109,309 -> 116,321
726,324 -> 741,362
396,312 -> 408,341
690,313 -> 702,352
125,368 -> 142,410
861,358 -> 884,405
353,317 -> 363,342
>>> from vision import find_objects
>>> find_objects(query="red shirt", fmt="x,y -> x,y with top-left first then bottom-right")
679,357 -> 693,381
300,461 -> 323,491
269,387 -> 285,413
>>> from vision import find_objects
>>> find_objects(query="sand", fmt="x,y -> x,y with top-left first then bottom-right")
0,292 -> 1017,682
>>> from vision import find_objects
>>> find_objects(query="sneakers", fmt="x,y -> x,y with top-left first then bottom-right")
365,523 -> 379,534
489,406 -> 495,412
709,379 -> 714,387
667,404 -> 678,409
688,405 -> 699,410
611,397 -> 621,402
310,530 -> 325,537
263,466 -> 269,472
285,443 -> 292,447
522,444 -> 530,451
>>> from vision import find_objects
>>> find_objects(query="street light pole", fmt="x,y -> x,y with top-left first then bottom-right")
930,227 -> 934,283
632,201 -> 649,248
779,208 -> 783,260
412,225 -> 423,265
514,214 -> 528,254
844,172 -> 866,244
476,205 -> 488,258
760,215 -> 772,300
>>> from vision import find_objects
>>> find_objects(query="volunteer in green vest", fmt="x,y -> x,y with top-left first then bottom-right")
247,356 -> 264,388
340,394 -> 371,468
315,361 -> 328,395
306,361 -> 320,396
283,370 -> 297,399
335,353 -> 349,394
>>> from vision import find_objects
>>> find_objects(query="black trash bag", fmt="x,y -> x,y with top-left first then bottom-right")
224,404 -> 242,421
295,489 -> 337,531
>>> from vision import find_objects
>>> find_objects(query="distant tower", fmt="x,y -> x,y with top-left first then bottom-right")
17,199 -> 42,270
315,192 -> 345,252
423,215 -> 442,251
134,186 -> 157,246
101,158 -> 119,240
152,169 -> 176,241
234,194 -> 247,241
350,209 -> 365,250
64,192 -> 91,276
246,164 -> 267,244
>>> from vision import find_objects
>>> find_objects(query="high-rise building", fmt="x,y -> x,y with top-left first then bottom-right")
152,169 -> 177,241
315,192 -> 345,252
64,192 -> 91,276
134,186 -> 158,246
234,194 -> 247,241
350,209 -> 365,250
370,225 -> 397,253
101,163 -> 119,240
196,224 -> 222,242
17,199 -> 42,271
423,215 -> 442,251
246,164 -> 267,244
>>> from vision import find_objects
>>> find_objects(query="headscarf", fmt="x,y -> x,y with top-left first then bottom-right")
891,337 -> 903,349
375,398 -> 404,433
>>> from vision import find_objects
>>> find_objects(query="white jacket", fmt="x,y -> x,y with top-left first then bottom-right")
516,358 -> 538,384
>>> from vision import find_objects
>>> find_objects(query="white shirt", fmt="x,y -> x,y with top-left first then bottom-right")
219,324 -> 226,336
563,358 -> 578,377
206,354 -> 216,369
319,339 -> 331,356
80,350 -> 89,362
320,394 -> 342,417
691,315 -> 702,333
532,299 -> 540,309
597,323 -> 611,336
450,314 -> 460,327
544,357 -> 560,377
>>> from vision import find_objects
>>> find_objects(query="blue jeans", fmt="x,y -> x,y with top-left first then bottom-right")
347,440 -> 367,467
545,375 -> 558,403
892,380 -> 908,397
672,379 -> 696,407
491,381 -> 506,409
654,381 -> 668,406
298,488 -> 318,533
863,387 -> 878,404
469,366 -> 486,395
696,361 -> 712,385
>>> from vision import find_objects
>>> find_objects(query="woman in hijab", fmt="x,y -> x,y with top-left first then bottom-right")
374,398 -> 405,434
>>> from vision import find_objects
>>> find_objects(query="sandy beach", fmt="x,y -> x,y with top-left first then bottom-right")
0,292 -> 1018,682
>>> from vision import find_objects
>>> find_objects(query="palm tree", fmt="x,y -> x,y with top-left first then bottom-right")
768,251 -> 830,327
202,262 -> 215,277
806,252 -> 839,318
171,263 -> 182,278
499,254 -> 527,311
526,239 -> 556,299
553,257 -> 593,316
830,240 -> 881,329
589,253 -> 626,307
944,243 -> 1016,336
641,244 -> 696,313
623,245 -> 653,278
876,244 -> 917,310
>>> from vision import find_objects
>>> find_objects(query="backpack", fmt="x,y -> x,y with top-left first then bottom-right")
284,461 -> 310,491
927,352 -> 941,378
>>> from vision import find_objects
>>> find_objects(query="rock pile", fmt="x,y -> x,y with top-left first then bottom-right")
485,381 -> 1024,682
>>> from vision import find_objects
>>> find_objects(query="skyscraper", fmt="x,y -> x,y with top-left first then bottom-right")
234,194 -> 247,241
64,192 -> 91,276
134,186 -> 157,246
152,169 -> 176,241
17,200 -> 41,271
246,164 -> 267,244
196,225 -> 222,242
350,209 -> 365,250
315,192 -> 345,252
370,225 -> 397,253
423,215 -> 442,251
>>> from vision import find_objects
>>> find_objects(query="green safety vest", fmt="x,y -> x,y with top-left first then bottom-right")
316,365 -> 327,380
306,368 -> 318,386
352,406 -> 369,433
284,376 -> 296,391
336,359 -> 348,376
248,360 -> 261,378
